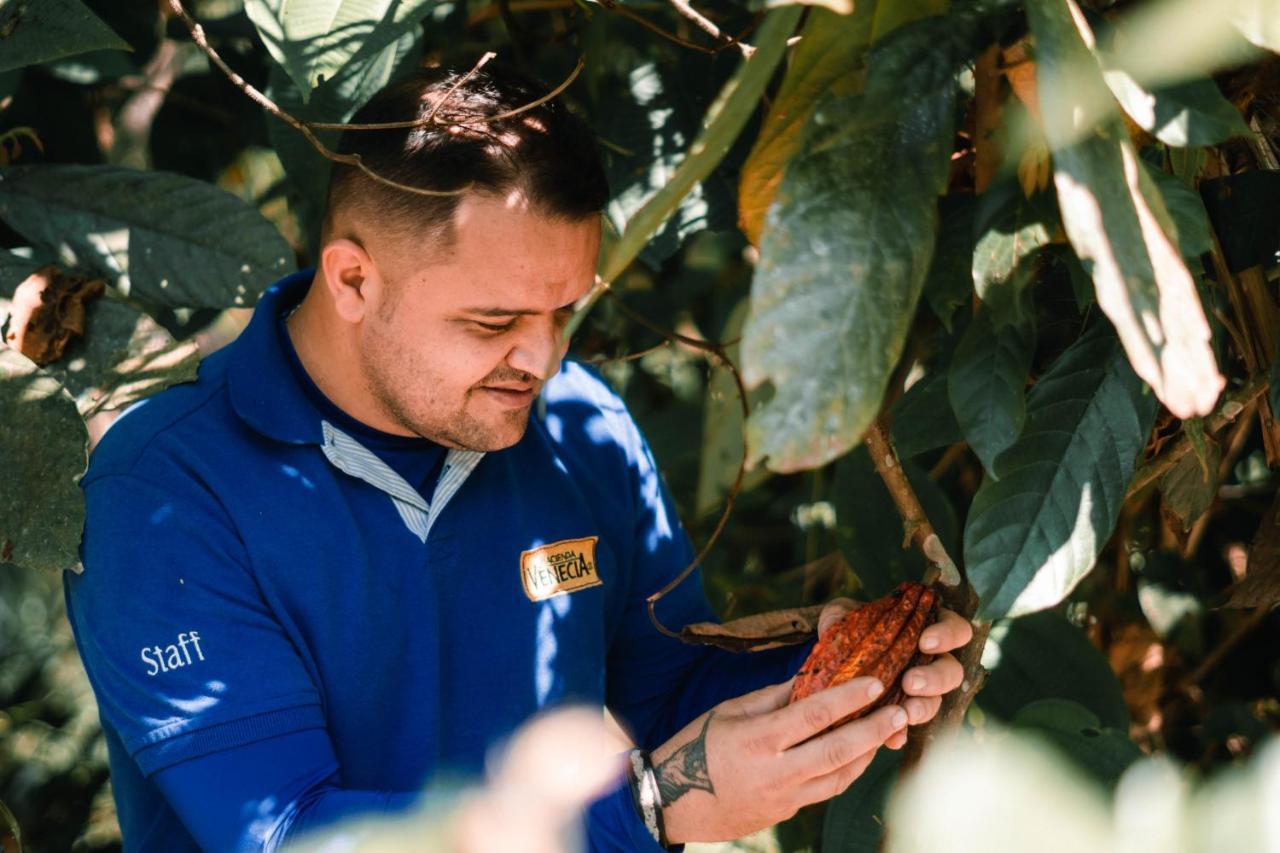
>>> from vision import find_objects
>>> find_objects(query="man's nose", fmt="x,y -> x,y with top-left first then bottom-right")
506,320 -> 565,381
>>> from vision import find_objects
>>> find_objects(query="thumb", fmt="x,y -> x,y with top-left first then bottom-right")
818,597 -> 860,635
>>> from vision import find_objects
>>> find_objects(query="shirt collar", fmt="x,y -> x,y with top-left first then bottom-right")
227,267 -> 327,445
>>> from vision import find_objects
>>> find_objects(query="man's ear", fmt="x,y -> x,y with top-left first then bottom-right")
319,237 -> 374,324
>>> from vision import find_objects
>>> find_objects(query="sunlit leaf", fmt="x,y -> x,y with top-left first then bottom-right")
1029,0 -> 1224,418
743,14 -> 969,471
0,0 -> 130,74
244,0 -> 436,98
0,164 -> 294,310
972,184 -> 1054,328
964,321 -> 1158,620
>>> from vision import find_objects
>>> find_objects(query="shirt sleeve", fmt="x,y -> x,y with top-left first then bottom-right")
65,468 -> 326,777
596,370 -> 817,751
151,728 -> 418,851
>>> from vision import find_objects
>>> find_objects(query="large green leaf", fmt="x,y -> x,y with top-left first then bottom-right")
821,748 -> 903,852
266,27 -> 421,248
0,347 -> 88,573
742,14 -> 966,472
0,164 -> 294,310
1028,0 -> 1223,420
737,5 -> 875,245
245,0 -> 436,98
1104,72 -> 1248,148
978,610 -> 1130,729
947,308 -> 1035,478
1011,698 -> 1144,786
0,0 -> 130,74
972,184 -> 1054,328
964,321 -> 1158,619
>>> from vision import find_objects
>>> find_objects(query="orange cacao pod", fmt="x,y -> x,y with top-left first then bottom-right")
789,582 -> 939,727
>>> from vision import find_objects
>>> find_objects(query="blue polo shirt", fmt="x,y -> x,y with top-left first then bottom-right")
64,269 -> 810,851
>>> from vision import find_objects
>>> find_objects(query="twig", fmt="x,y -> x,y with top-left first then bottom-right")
596,0 -> 720,54
308,55 -> 585,130
167,0 -> 467,199
1176,604 -> 1275,691
862,416 -> 987,778
927,442 -> 967,482
596,290 -> 749,640
864,420 -> 961,589
1128,374 -> 1269,500
582,339 -> 672,365
668,0 -> 754,57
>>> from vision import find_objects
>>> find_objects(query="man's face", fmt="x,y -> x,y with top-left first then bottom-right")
359,191 -> 601,452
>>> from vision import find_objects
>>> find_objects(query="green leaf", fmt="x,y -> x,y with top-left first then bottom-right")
743,14 -> 965,472
266,28 -> 421,248
599,56 -> 736,267
0,164 -> 294,310
0,347 -> 88,573
0,0 -> 130,74
822,749 -> 902,852
597,7 -> 803,288
947,308 -> 1035,478
972,183 -> 1054,328
978,609 -> 1130,729
1144,165 -> 1213,259
244,0 -> 436,98
1028,0 -> 1224,420
964,321 -> 1159,620
695,299 -> 771,516
1011,698 -> 1144,786
1104,72 -> 1248,148
922,194 -> 976,331
891,368 -> 962,459
737,5 -> 875,245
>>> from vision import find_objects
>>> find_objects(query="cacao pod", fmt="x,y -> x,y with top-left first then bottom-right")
789,581 -> 939,729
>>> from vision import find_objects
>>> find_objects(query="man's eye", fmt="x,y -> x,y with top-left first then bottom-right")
473,319 -> 516,333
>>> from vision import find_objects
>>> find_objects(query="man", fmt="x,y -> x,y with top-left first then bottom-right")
64,62 -> 972,851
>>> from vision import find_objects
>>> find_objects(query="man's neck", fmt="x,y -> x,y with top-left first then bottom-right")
284,279 -> 417,438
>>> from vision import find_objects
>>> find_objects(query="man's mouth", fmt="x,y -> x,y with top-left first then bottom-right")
480,385 -> 536,407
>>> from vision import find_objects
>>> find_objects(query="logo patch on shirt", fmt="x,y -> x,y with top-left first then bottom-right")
520,536 -> 602,601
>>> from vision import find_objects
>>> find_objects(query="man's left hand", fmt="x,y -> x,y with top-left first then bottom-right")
814,596 -> 974,750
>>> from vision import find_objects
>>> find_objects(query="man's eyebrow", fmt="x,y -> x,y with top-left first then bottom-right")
458,301 -> 578,317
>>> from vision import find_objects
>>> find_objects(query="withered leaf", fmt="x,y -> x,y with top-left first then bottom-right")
3,265 -> 104,365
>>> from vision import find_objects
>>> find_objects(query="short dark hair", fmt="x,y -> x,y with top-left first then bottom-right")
320,61 -> 609,252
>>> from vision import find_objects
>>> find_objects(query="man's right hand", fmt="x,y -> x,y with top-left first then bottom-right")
649,676 -> 907,844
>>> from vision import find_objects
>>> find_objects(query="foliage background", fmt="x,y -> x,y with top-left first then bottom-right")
1,0 -> 1278,850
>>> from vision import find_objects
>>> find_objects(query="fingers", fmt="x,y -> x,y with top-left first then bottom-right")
902,694 -> 942,726
884,729 -> 907,750
793,747 -> 879,805
919,607 -> 974,654
724,677 -> 798,717
817,597 -> 860,635
900,653 -> 964,698
762,677 -> 887,752
778,704 -> 908,781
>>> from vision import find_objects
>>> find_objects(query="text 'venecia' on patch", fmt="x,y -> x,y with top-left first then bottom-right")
519,536 -> 602,602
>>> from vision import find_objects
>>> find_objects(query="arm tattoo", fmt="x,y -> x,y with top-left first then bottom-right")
654,711 -> 716,805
